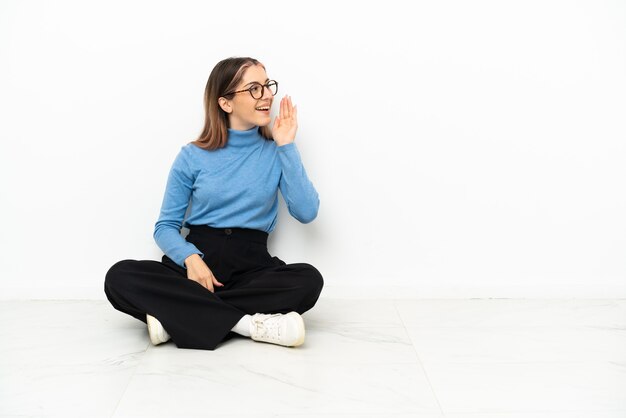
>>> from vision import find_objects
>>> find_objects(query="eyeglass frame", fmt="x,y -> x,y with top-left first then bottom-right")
222,80 -> 279,99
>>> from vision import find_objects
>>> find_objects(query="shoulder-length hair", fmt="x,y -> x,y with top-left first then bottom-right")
190,57 -> 273,150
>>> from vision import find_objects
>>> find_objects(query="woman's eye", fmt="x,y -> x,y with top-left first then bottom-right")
250,85 -> 261,93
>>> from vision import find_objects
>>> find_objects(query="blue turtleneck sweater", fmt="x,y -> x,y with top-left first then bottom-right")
153,126 -> 319,268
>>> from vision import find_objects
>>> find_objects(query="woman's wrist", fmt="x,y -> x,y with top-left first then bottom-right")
275,139 -> 294,147
184,253 -> 202,267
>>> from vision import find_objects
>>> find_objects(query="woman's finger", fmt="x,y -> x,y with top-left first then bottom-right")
208,271 -> 223,288
289,97 -> 296,121
197,277 -> 207,289
280,96 -> 286,120
284,96 -> 291,119
274,115 -> 280,129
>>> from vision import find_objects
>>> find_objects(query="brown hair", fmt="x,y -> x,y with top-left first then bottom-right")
190,57 -> 273,150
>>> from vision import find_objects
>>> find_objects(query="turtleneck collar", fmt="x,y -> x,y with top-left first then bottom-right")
226,126 -> 263,149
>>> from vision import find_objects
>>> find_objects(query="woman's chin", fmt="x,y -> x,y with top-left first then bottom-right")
257,118 -> 272,127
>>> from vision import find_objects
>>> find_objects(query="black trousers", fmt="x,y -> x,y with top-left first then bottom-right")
104,225 -> 324,350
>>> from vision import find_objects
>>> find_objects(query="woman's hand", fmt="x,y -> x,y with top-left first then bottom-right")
272,95 -> 298,147
184,254 -> 224,293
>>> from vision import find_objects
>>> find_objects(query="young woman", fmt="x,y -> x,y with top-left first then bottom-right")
104,57 -> 323,350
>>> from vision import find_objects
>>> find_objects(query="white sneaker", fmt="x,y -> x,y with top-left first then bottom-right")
146,314 -> 171,345
250,312 -> 305,347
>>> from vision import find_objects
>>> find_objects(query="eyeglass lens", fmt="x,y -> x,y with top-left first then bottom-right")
250,81 -> 278,99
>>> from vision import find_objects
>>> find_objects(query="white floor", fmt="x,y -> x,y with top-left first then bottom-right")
1,298 -> 625,417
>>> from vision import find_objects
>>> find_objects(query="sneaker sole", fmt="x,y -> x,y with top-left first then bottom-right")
146,314 -> 168,346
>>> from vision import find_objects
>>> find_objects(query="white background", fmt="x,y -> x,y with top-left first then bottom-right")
1,0 -> 624,299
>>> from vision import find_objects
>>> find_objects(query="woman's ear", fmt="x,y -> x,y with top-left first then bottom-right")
218,97 -> 232,114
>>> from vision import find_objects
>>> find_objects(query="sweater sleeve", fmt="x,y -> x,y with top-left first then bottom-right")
153,147 -> 204,268
277,142 -> 320,223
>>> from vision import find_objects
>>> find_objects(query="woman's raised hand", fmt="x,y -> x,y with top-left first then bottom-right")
184,254 -> 224,293
272,95 -> 298,146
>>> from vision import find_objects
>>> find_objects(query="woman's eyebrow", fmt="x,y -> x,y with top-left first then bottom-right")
243,78 -> 270,87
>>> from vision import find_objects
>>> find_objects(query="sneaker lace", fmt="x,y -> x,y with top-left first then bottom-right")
252,314 -> 282,341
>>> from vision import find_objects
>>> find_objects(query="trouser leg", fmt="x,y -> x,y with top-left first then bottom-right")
104,259 -> 245,350
217,262 -> 324,316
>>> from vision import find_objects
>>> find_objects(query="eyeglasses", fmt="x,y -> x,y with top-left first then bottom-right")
224,80 -> 278,100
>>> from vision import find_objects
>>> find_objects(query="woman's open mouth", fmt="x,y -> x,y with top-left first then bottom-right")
255,106 -> 270,113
